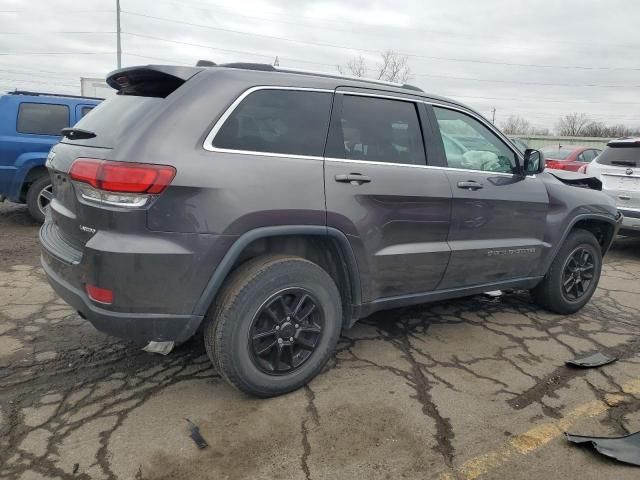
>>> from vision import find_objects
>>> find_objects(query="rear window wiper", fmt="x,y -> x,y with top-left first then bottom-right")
61,127 -> 96,140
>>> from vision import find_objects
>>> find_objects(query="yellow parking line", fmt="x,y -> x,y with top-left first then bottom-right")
439,378 -> 640,480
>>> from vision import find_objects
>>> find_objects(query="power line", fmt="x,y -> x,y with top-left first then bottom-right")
122,31 -> 335,67
138,0 -> 639,53
0,31 -> 115,34
0,52 -> 115,56
120,9 -> 640,72
120,29 -> 640,89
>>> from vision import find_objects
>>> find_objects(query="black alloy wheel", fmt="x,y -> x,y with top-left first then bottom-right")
249,288 -> 323,375
561,247 -> 595,301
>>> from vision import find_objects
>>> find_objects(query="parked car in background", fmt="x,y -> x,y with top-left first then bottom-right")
541,145 -> 602,172
580,138 -> 640,236
0,91 -> 101,221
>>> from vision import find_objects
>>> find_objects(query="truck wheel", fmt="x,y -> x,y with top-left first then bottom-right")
26,175 -> 53,223
204,255 -> 342,397
531,229 -> 602,314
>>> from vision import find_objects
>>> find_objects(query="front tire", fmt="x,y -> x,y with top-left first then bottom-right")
26,175 -> 53,223
204,255 -> 342,397
531,229 -> 602,314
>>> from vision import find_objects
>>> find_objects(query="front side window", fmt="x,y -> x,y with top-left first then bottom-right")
326,95 -> 426,165
17,103 -> 69,136
213,89 -> 332,157
433,107 -> 516,173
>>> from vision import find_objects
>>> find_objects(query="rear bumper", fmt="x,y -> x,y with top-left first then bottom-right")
619,208 -> 640,234
41,255 -> 203,343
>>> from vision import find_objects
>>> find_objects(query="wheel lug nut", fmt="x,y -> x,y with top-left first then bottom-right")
289,337 -> 294,342
275,326 -> 280,330
277,338 -> 283,344
286,316 -> 291,321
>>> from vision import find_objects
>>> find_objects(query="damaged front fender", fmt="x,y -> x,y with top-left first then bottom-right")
547,170 -> 602,190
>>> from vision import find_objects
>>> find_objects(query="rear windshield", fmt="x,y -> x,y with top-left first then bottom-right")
61,95 -> 162,148
596,146 -> 640,167
541,148 -> 574,160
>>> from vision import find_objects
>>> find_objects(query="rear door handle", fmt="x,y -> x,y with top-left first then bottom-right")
335,173 -> 372,184
457,180 -> 483,190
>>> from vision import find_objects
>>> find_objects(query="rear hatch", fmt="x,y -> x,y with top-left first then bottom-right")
45,65 -> 202,258
595,139 -> 640,211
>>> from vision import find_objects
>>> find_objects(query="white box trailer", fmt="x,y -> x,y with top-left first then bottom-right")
80,77 -> 115,99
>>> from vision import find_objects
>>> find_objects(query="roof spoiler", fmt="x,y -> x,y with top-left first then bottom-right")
106,65 -> 203,97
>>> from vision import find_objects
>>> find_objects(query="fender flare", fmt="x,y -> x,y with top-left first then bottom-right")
192,225 -> 362,317
542,213 -> 620,273
6,152 -> 48,201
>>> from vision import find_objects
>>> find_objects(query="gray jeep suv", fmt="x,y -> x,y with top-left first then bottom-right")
40,63 -> 622,396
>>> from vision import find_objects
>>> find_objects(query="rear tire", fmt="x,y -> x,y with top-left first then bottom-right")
26,175 -> 53,223
204,255 -> 342,397
531,229 -> 602,314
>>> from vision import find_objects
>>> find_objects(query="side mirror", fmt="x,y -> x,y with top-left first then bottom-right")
523,149 -> 545,175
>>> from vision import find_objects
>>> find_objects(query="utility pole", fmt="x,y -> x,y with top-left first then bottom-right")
116,0 -> 122,69
491,107 -> 496,125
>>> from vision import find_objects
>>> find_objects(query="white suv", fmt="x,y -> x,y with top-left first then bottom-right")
583,138 -> 640,235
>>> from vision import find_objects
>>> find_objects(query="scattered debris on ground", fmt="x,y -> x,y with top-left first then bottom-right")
185,418 -> 208,449
565,431 -> 640,466
566,352 -> 618,368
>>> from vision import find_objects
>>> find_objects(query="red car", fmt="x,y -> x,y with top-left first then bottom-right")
541,146 -> 602,171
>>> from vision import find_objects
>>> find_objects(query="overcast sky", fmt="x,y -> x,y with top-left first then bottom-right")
1,0 -> 638,130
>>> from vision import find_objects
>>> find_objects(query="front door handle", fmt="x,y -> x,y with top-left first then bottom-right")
457,180 -> 483,190
335,173 -> 372,185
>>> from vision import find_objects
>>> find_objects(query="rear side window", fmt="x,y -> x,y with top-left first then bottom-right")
326,95 -> 426,165
213,89 -> 333,157
596,146 -> 639,167
17,103 -> 69,136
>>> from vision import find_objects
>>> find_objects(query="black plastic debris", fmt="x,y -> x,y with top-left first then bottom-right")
185,418 -> 208,449
566,352 -> 618,368
565,431 -> 640,466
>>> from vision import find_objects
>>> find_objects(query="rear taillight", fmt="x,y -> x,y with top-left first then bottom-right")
545,160 -> 563,170
69,158 -> 176,207
85,284 -> 114,304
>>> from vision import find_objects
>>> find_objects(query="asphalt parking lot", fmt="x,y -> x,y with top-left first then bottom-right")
1,201 -> 640,480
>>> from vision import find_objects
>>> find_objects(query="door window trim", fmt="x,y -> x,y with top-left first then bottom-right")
202,85 -> 333,160
202,85 -> 523,177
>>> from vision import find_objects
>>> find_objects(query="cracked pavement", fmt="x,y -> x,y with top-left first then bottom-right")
2,201 -> 640,480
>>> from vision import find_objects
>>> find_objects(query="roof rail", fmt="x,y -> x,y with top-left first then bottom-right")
7,90 -> 103,100
275,66 -> 405,88
195,60 -> 424,92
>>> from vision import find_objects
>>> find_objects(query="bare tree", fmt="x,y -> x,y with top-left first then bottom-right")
501,115 -> 531,135
376,50 -> 411,83
556,113 -> 591,136
336,55 -> 367,77
337,50 -> 411,83
582,121 -> 608,137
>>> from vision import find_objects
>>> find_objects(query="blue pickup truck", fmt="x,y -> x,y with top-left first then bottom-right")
0,91 -> 101,221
